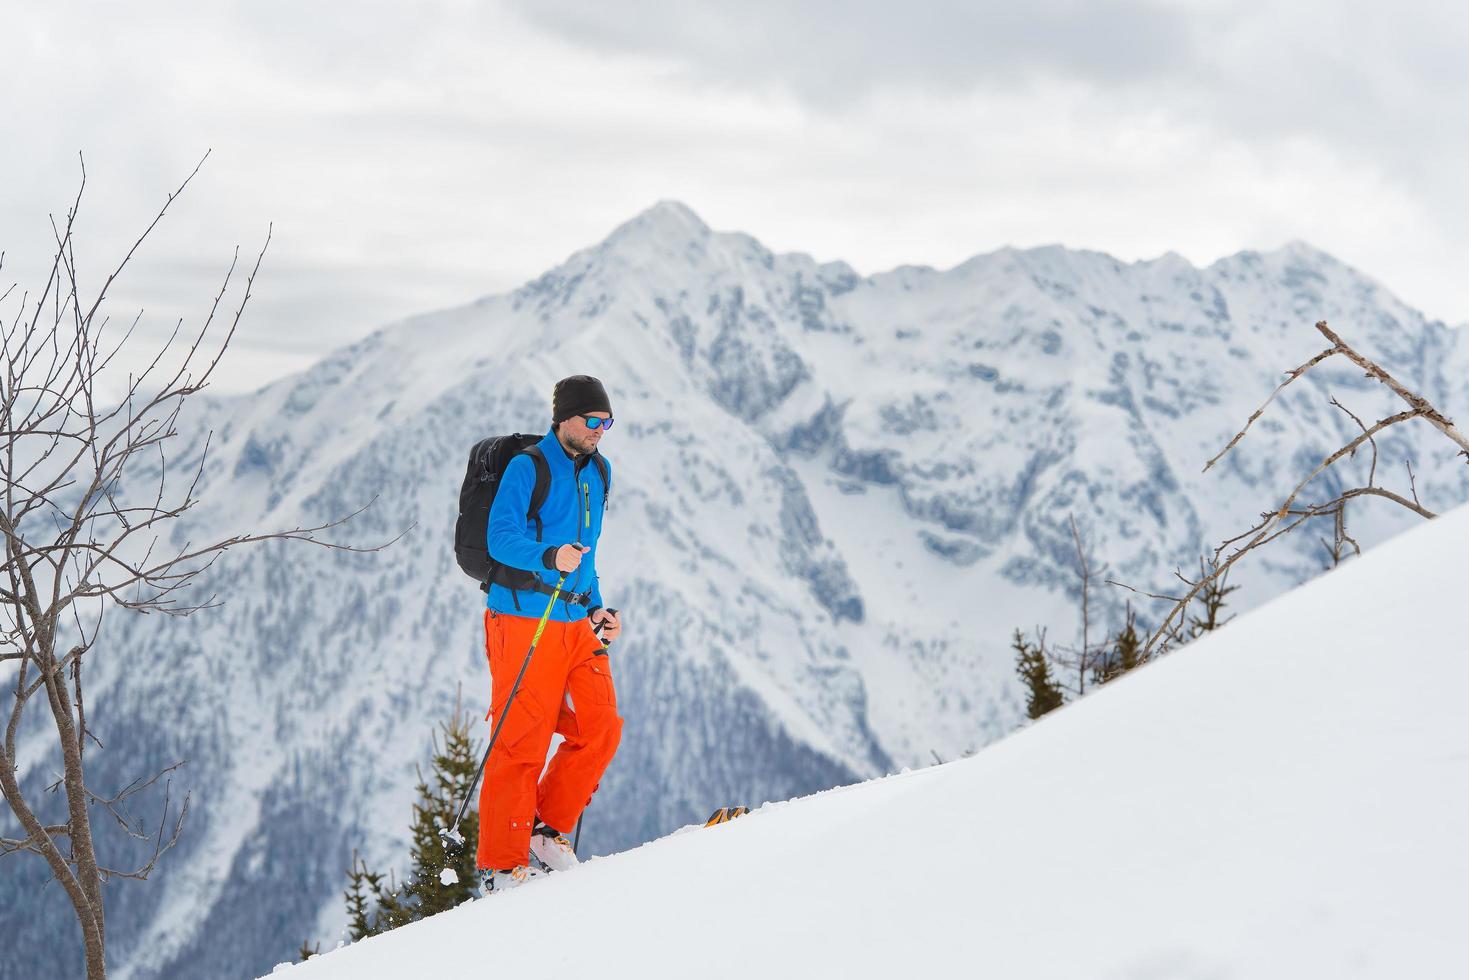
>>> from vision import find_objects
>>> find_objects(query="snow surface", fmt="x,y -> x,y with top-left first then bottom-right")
272,500 -> 1469,979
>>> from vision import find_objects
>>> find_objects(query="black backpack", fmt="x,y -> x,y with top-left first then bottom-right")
454,433 -> 610,594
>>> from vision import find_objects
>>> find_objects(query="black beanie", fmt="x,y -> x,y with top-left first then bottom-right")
552,375 -> 612,423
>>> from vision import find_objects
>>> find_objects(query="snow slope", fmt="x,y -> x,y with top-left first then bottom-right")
276,499 -> 1469,980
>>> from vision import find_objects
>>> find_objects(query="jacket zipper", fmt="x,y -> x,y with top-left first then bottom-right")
563,480 -> 591,612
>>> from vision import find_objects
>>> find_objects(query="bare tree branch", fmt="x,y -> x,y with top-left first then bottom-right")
1203,344 -> 1342,473
1314,320 -> 1469,460
0,156 -> 400,980
1112,320 -> 1460,662
1044,513 -> 1109,697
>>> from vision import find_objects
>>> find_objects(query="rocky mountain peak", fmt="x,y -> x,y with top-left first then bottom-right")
602,199 -> 712,251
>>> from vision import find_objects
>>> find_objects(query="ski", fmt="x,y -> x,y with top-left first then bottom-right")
704,805 -> 750,827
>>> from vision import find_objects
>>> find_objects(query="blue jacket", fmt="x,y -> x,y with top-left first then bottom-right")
486,429 -> 609,622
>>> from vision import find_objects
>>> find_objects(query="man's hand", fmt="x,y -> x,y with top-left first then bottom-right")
554,543 -> 589,573
590,607 -> 622,643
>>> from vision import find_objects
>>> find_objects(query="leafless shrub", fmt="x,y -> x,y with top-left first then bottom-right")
0,154 -> 400,980
1109,320 -> 1468,662
1044,514 -> 1110,697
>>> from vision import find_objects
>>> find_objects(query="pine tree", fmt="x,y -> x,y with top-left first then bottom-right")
344,851 -> 390,941
1013,628 -> 1064,720
400,702 -> 482,917
1187,560 -> 1239,639
1094,603 -> 1143,686
343,696 -> 483,941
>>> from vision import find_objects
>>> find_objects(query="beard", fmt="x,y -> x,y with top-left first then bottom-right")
566,430 -> 600,456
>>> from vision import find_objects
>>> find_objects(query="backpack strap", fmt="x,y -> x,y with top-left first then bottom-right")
488,443 -> 553,609
592,453 -> 610,511
522,445 -> 551,541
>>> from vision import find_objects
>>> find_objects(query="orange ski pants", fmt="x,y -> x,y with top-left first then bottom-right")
476,608 -> 623,871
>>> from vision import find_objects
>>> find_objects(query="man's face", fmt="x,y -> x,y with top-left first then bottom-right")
560,412 -> 610,455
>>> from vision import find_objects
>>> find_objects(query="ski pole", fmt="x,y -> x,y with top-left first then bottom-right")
441,573 -> 567,855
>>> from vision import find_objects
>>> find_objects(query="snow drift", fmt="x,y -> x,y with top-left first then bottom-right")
273,501 -> 1469,979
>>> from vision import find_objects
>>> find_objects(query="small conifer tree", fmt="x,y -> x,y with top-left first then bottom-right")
344,851 -> 396,940
1187,560 -> 1239,639
343,695 -> 483,941
1013,628 -> 1065,719
1094,603 -> 1143,686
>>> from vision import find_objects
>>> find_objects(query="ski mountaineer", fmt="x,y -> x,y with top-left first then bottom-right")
477,375 -> 624,895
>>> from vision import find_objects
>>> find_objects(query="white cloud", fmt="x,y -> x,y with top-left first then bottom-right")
3,0 -> 1465,394
505,0 -> 1197,102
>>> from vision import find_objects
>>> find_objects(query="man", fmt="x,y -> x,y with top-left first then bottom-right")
477,375 -> 624,894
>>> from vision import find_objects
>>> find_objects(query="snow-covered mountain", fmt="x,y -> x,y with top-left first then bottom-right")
275,497 -> 1469,980
4,203 -> 1467,979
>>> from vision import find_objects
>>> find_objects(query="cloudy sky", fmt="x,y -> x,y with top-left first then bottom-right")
4,0 -> 1464,393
